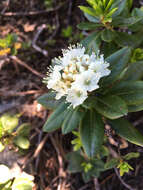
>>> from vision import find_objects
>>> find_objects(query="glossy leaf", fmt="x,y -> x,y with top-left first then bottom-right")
79,6 -> 97,17
84,13 -> 100,23
101,29 -> 116,42
77,22 -> 102,30
62,107 -> 85,134
80,110 -> 104,158
123,61 -> 143,81
16,123 -> 31,137
100,47 -> 131,86
43,102 -> 69,132
14,136 -> 30,149
95,95 -> 128,119
37,92 -> 63,110
109,118 -> 143,146
109,81 -> 143,105
81,31 -> 101,53
128,104 -> 143,112
111,0 -> 127,18
0,114 -> 19,134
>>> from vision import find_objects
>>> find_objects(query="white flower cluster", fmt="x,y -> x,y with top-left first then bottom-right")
45,44 -> 111,108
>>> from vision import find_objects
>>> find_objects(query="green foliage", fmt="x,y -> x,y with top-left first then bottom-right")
61,26 -> 73,38
0,113 -> 31,152
0,165 -> 34,190
38,0 -> 143,182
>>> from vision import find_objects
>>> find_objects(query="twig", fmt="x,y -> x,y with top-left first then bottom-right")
67,0 -> 73,25
109,146 -> 135,190
93,178 -> 100,190
10,56 -> 45,78
1,0 -> 10,14
114,168 -> 135,190
32,24 -> 48,56
1,3 -> 64,16
33,133 -> 49,158
0,90 -> 43,97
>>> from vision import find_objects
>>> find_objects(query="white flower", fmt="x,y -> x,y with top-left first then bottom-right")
72,70 -> 100,92
44,44 -> 111,108
66,88 -> 87,108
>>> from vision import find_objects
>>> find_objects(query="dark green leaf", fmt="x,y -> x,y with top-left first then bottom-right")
109,118 -> 143,146
95,95 -> 128,119
77,22 -> 102,30
114,32 -> 143,48
81,31 -> 101,54
128,104 -> 143,112
123,61 -> 143,81
16,123 -> 31,137
100,47 -> 131,86
66,152 -> 84,173
37,92 -> 63,110
109,81 -> 143,105
43,102 -> 69,132
101,29 -> 116,42
80,110 -> 104,158
105,158 -> 120,169
62,107 -> 85,134
123,152 -> 140,160
111,0 -> 127,17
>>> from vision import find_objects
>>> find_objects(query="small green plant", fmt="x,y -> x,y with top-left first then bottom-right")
0,164 -> 34,190
38,0 -> 143,184
0,34 -> 21,56
0,113 -> 31,152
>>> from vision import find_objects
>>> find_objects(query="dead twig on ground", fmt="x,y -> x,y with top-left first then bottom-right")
0,90 -> 44,97
10,56 -> 45,78
93,178 -> 100,190
1,0 -> 10,14
1,3 -> 64,16
32,24 -> 48,56
114,168 -> 135,190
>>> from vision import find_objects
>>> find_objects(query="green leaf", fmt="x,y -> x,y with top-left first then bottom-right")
43,102 -> 69,132
100,47 -> 131,86
14,136 -> 30,149
77,22 -> 102,30
0,142 -> 5,152
111,0 -> 127,18
84,13 -> 100,23
95,95 -> 128,119
79,6 -> 97,17
109,118 -> 143,146
105,158 -> 120,169
114,32 -> 143,48
123,152 -> 140,160
16,123 -> 31,137
80,110 -> 104,158
66,152 -> 84,173
101,29 -> 116,42
123,61 -> 143,81
81,31 -> 101,54
0,114 -> 19,134
128,104 -> 143,112
108,81 -> 143,105
37,92 -> 63,110
112,16 -> 143,27
62,107 -> 85,134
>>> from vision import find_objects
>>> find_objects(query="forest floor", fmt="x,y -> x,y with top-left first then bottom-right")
0,0 -> 143,190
